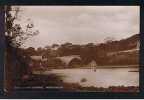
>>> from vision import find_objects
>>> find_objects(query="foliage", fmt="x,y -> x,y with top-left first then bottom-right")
5,6 -> 39,48
5,6 -> 40,91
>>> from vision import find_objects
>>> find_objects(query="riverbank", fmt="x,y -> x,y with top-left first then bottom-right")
16,73 -> 139,92
41,65 -> 139,70
33,65 -> 139,75
60,83 -> 139,92
73,65 -> 139,69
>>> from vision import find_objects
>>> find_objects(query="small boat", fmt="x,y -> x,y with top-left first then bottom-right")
128,70 -> 139,72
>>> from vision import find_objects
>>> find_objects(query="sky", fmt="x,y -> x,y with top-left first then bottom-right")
14,6 -> 139,48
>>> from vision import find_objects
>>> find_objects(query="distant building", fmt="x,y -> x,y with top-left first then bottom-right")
30,56 -> 43,61
29,55 -> 47,70
136,40 -> 140,50
30,56 -> 47,61
87,60 -> 97,68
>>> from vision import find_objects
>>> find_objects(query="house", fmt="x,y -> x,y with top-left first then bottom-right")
30,56 -> 43,61
30,56 -> 47,61
87,60 -> 97,68
136,40 -> 140,50
29,55 -> 47,70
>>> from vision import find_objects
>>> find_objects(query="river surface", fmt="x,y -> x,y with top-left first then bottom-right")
40,68 -> 139,88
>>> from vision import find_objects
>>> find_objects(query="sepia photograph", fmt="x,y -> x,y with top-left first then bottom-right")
4,6 -> 139,93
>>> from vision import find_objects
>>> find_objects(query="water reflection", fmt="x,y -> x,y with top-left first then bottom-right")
45,68 -> 139,88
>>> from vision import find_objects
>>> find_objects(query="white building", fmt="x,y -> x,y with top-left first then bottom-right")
30,56 -> 47,61
87,60 -> 97,68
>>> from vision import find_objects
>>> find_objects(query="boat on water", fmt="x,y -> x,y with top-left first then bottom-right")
128,69 -> 139,72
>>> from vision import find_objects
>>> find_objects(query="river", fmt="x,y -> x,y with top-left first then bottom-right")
37,67 -> 139,88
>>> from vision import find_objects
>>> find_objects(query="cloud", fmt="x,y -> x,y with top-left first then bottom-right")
14,6 -> 139,48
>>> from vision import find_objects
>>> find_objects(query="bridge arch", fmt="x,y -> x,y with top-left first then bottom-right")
56,55 -> 82,67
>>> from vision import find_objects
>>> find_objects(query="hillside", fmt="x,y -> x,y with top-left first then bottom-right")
23,34 -> 139,67
96,34 -> 139,53
96,34 -> 139,66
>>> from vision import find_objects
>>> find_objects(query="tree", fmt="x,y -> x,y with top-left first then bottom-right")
5,6 -> 39,48
5,6 -> 39,93
104,37 -> 115,44
80,43 -> 97,65
25,47 -> 36,56
58,42 -> 73,56
52,44 -> 59,49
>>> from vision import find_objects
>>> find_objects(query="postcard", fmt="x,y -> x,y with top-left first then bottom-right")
4,6 -> 139,93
